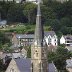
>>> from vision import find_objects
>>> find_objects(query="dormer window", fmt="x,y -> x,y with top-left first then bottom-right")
48,37 -> 51,45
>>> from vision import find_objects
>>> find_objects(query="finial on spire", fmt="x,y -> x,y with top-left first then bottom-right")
37,0 -> 41,16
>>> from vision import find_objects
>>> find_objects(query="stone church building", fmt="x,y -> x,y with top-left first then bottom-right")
6,1 -> 57,72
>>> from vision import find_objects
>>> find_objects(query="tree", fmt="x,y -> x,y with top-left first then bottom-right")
23,3 -> 36,24
48,46 -> 72,71
50,19 -> 61,31
41,5 -> 57,24
60,17 -> 72,27
7,3 -> 26,23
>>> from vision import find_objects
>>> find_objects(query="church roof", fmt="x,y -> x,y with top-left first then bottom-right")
15,31 -> 56,39
14,58 -> 57,72
15,58 -> 31,72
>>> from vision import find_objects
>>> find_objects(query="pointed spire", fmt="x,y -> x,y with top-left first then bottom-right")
37,2 -> 41,16
34,1 -> 44,46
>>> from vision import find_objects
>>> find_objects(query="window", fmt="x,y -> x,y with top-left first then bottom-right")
67,44 -> 70,46
55,39 -> 56,41
67,41 -> 70,43
67,37 -> 70,39
36,53 -> 38,57
48,37 -> 51,44
55,43 -> 56,45
10,68 -> 14,72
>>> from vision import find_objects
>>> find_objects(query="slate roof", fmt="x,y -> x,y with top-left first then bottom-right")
44,31 -> 56,37
15,58 -> 31,72
16,34 -> 34,39
64,35 -> 72,40
2,52 -> 23,60
15,31 -> 56,39
14,58 -> 57,72
66,59 -> 72,68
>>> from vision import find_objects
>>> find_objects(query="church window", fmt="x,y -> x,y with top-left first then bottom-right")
36,53 -> 38,57
35,50 -> 37,52
10,68 -> 14,72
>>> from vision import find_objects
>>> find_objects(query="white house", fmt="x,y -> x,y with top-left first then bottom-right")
60,35 -> 72,46
60,35 -> 65,44
44,31 -> 58,47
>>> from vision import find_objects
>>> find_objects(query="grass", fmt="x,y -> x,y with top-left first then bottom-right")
0,23 -> 51,33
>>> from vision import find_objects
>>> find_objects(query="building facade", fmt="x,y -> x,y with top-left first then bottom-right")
60,35 -> 72,46
12,31 -> 58,47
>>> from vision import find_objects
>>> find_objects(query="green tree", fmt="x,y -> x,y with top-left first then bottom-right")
50,19 -> 61,31
7,3 -> 25,23
60,17 -> 72,27
23,3 -> 36,24
48,46 -> 72,71
41,5 -> 56,24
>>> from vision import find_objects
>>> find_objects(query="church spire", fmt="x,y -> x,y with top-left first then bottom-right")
31,1 -> 48,72
34,2 -> 44,46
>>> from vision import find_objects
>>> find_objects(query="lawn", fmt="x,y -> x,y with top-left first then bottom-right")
0,23 -> 51,33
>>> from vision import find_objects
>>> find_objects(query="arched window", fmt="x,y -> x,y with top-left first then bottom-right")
10,68 -> 14,72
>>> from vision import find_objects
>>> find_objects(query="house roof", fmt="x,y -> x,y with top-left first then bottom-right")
64,35 -> 72,40
2,52 -> 23,59
15,31 -> 56,39
66,59 -> 72,68
14,58 -> 57,72
16,34 -> 34,39
44,31 -> 56,37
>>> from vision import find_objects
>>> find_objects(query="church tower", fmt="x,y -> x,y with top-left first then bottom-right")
31,1 -> 48,72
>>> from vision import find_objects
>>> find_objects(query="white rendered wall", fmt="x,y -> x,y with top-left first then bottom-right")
60,36 -> 65,44
51,35 -> 57,46
45,35 -> 58,46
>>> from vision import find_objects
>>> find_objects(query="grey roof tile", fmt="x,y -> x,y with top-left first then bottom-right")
15,58 -> 31,72
15,31 -> 56,39
16,34 -> 34,39
44,31 -> 56,37
14,58 -> 57,72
